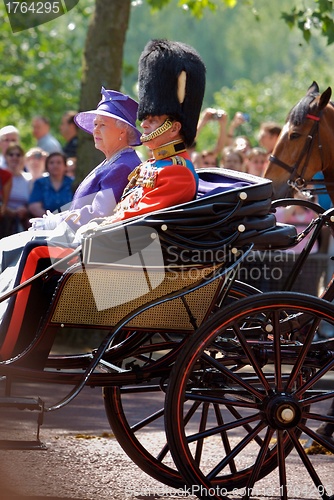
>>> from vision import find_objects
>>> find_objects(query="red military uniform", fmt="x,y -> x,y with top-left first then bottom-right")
103,146 -> 198,224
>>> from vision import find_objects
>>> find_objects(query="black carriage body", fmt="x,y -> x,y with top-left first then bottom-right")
0,168 -> 333,499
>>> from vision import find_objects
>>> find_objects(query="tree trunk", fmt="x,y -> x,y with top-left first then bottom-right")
75,0 -> 132,184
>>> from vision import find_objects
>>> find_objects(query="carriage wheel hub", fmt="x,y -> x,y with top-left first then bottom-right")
265,394 -> 301,429
280,407 -> 295,422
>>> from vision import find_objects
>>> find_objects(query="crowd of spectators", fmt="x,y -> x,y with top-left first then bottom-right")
0,113 -> 78,238
0,102 -> 332,245
192,107 -> 281,175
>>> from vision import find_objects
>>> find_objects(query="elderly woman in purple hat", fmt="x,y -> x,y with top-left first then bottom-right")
30,88 -> 142,231
0,88 -> 141,268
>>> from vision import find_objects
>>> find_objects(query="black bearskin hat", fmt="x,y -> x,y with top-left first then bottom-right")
137,39 -> 206,147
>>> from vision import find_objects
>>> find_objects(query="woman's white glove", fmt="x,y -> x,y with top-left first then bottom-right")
73,220 -> 100,244
29,210 -> 62,231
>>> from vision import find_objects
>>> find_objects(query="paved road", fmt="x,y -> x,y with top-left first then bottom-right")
0,376 -> 333,500
1,382 -> 189,500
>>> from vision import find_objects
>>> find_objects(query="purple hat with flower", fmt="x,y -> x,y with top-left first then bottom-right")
75,88 -> 141,146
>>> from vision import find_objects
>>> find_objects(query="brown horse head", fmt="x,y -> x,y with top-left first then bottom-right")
265,82 -> 334,204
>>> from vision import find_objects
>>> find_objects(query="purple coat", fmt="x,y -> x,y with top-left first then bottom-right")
69,148 -> 141,226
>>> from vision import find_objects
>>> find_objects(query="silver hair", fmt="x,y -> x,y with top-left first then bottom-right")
115,119 -> 138,146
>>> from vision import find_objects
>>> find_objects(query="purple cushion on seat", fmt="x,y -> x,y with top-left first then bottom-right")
197,178 -> 251,197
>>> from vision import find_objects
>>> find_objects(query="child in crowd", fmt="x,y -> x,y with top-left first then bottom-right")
246,147 -> 267,177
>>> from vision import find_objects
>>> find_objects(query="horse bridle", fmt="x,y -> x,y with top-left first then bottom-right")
269,112 -> 327,198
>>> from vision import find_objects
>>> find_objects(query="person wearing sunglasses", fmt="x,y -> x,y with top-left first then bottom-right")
3,144 -> 30,235
24,147 -> 48,191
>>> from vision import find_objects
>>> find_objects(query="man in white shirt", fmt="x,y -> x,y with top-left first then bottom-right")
31,116 -> 62,154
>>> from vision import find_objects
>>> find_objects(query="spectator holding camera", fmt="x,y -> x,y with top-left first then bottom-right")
226,112 -> 250,143
193,107 -> 227,168
194,108 -> 252,169
226,113 -> 252,166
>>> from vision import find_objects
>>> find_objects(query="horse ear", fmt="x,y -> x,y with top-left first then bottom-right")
319,87 -> 332,111
307,81 -> 319,95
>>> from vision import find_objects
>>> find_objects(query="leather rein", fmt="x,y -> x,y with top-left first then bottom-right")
269,111 -> 332,198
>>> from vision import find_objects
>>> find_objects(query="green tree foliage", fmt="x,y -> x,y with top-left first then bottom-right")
281,0 -> 334,45
0,1 -> 91,147
146,0 -> 334,45
0,0 -> 333,162
144,0 -> 334,42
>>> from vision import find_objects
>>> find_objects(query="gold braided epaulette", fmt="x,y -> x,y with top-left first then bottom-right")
170,155 -> 187,166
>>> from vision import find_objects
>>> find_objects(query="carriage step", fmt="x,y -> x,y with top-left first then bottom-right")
0,396 -> 46,450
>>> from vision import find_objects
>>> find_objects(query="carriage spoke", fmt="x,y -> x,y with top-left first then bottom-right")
226,404 -> 265,448
156,401 -> 203,462
206,421 -> 267,481
233,323 -> 272,393
303,411 -> 334,425
288,427 -> 332,499
194,402 -> 209,463
185,393 -> 258,409
295,358 -> 334,399
273,310 -> 283,391
241,427 -> 275,500
186,412 -> 262,444
201,352 -> 265,401
285,316 -> 321,391
277,429 -> 288,500
130,407 -> 164,432
156,442 -> 170,462
298,421 -> 334,454
213,403 -> 237,474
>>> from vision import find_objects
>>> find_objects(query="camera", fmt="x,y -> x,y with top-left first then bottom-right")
242,113 -> 250,122
212,109 -> 224,120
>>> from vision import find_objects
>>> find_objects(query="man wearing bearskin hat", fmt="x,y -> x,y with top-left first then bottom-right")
99,38 -> 206,224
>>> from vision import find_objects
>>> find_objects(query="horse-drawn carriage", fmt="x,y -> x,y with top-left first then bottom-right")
0,83 -> 334,500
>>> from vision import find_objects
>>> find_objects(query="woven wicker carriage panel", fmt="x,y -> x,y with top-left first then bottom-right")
51,266 -> 221,330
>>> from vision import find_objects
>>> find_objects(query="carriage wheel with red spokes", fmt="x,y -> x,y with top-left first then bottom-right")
165,292 -> 334,499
